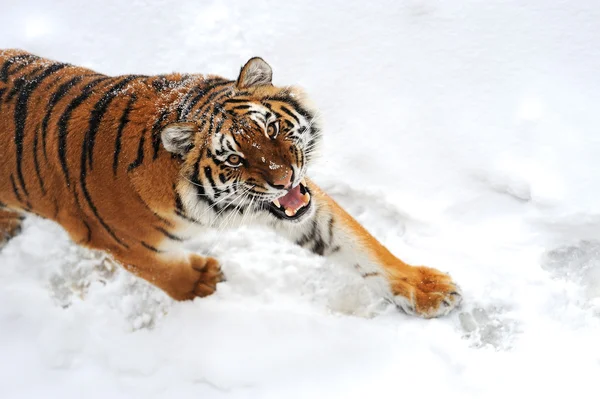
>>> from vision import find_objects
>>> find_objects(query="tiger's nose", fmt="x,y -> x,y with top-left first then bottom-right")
270,170 -> 293,190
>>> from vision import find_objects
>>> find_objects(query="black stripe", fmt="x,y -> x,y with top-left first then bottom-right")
155,226 -> 184,242
208,149 -> 223,166
128,185 -> 174,227
79,172 -> 129,248
14,63 -> 68,196
174,191 -> 202,224
57,77 -> 109,186
85,76 -> 139,171
0,54 -> 39,82
175,210 -> 196,222
193,162 -> 217,208
290,145 -> 302,171
9,174 -> 22,203
185,84 -> 230,119
6,65 -> 47,101
154,213 -> 173,227
214,116 -> 225,136
296,235 -> 311,247
128,130 -> 146,172
175,191 -> 185,213
141,241 -> 163,253
228,128 -> 242,150
43,73 -> 66,92
312,235 -> 325,256
298,147 -> 305,169
279,105 -> 301,124
32,123 -> 46,195
220,141 -> 234,156
80,219 -> 92,244
5,77 -> 26,102
151,109 -> 169,160
361,272 -> 380,278
177,86 -> 206,120
151,76 -> 169,92
245,118 -> 264,133
51,197 -> 59,218
222,140 -> 235,154
203,166 -> 217,190
70,189 -> 90,244
298,218 -> 325,256
218,132 -> 226,151
268,96 -> 313,121
244,110 -> 264,116
194,107 -> 212,137
8,60 -> 39,79
0,88 -> 5,107
223,98 -> 250,104
328,216 -> 335,246
42,76 -> 83,161
113,94 -> 137,175
296,220 -> 317,247
192,161 -> 205,198
207,109 -> 216,139
190,86 -> 233,119
296,220 -> 318,247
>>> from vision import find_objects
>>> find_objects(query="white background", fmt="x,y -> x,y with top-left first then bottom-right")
1,1 -> 600,397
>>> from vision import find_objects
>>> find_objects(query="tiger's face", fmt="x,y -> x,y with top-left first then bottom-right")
162,58 -> 321,225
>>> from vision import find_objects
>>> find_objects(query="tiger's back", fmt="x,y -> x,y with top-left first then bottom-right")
0,49 -> 199,252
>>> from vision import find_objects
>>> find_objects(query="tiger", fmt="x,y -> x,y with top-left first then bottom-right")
0,49 -> 461,318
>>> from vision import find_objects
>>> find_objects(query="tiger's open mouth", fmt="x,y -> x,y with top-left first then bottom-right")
268,179 -> 311,220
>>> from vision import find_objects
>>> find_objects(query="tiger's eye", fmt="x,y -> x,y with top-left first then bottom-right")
267,121 -> 279,138
227,154 -> 242,165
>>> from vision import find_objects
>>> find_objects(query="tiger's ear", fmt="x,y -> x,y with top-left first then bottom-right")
236,57 -> 272,89
161,122 -> 197,155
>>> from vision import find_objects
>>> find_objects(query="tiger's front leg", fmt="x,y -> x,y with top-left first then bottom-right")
289,179 -> 462,318
110,246 -> 224,301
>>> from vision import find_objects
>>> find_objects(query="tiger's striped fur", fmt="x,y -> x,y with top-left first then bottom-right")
0,50 -> 461,317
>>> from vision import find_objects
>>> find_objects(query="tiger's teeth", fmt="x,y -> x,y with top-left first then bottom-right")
303,192 -> 310,204
301,178 -> 307,186
272,198 -> 281,208
285,208 -> 297,217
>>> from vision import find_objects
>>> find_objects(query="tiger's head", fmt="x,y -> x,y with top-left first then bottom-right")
161,58 -> 321,225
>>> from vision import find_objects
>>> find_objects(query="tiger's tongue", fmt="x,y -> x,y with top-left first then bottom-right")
278,184 -> 305,212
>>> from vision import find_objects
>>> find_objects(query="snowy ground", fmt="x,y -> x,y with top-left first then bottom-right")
2,0 -> 600,397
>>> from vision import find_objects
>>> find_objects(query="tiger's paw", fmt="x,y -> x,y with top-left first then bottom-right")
168,255 -> 225,301
391,266 -> 462,318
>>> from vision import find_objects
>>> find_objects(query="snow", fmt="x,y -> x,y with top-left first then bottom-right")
2,0 -> 600,397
